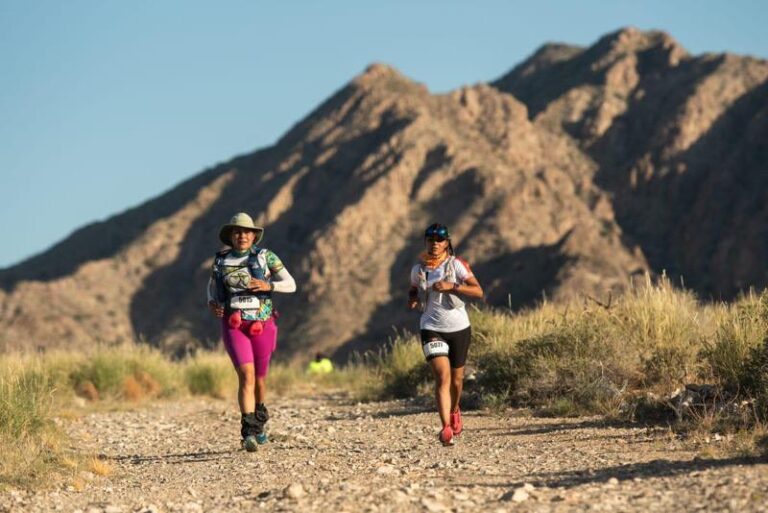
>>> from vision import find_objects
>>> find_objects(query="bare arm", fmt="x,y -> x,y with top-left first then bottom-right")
432,275 -> 483,300
407,286 -> 419,310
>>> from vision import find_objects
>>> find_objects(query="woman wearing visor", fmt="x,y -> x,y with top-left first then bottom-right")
407,223 -> 484,446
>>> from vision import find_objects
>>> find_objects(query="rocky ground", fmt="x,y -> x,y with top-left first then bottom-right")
2,392 -> 767,512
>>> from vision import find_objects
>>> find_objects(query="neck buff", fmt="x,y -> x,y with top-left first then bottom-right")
420,251 -> 449,269
230,247 -> 251,257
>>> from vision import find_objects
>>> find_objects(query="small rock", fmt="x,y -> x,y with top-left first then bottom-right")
421,497 -> 447,512
182,502 -> 202,513
376,465 -> 400,476
390,490 -> 409,503
608,477 -> 619,485
284,483 -> 306,500
511,488 -> 529,502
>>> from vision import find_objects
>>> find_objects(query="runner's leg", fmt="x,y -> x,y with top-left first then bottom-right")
236,363 -> 256,413
429,356 -> 452,427
222,320 -> 256,413
251,318 -> 278,402
447,326 -> 471,412
450,366 -> 465,413
250,318 -> 277,442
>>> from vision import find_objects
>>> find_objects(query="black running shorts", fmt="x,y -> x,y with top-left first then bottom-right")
420,326 -> 472,368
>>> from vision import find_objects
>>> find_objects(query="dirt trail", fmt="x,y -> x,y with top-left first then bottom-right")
3,393 -> 767,512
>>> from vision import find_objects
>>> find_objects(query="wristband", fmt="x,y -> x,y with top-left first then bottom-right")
453,283 -> 460,291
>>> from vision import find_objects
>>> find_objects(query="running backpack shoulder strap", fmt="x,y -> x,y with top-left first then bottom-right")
248,246 -> 266,279
213,250 -> 230,303
248,246 -> 272,298
445,256 -> 456,283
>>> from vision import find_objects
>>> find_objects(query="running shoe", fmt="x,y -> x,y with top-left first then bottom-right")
242,435 -> 258,452
256,432 -> 268,445
450,408 -> 463,436
439,425 -> 454,446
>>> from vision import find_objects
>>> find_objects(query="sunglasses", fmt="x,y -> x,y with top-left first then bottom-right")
425,226 -> 449,239
426,235 -> 448,243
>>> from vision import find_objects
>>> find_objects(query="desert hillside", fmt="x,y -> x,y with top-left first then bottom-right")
1,27 -> 765,357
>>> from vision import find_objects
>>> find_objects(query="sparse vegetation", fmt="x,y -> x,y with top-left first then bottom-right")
4,276 -> 768,486
366,275 -> 768,455
0,344 -> 364,487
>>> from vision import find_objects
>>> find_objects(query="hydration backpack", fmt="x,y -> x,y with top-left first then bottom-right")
212,247 -> 273,310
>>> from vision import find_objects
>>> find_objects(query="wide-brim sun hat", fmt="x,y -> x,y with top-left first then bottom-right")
219,212 -> 264,246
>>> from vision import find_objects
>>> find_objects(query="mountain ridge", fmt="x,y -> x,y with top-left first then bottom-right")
1,28 -> 765,356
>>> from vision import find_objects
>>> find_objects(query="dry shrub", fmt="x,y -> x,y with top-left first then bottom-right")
87,456 -> 113,477
136,371 -> 162,397
469,274 -> 716,416
76,381 -> 99,402
121,376 -> 143,402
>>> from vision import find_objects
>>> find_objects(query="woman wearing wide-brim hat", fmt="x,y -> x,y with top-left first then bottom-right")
206,212 -> 296,451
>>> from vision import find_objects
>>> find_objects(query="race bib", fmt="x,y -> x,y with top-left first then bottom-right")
229,295 -> 260,310
422,338 -> 450,359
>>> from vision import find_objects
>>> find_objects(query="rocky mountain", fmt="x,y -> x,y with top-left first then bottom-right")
1,27 -> 765,357
494,27 -> 768,296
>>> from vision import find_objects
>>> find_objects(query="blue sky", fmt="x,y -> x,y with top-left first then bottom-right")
1,0 -> 766,268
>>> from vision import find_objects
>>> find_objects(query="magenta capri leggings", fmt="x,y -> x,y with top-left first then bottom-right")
221,318 -> 278,377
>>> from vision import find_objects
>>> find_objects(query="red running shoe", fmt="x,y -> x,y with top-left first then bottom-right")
450,408 -> 463,436
439,425 -> 454,446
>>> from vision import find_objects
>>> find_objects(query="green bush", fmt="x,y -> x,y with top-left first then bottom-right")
0,366 -> 54,439
0,360 -> 64,487
67,345 -> 181,400
184,359 -> 230,398
69,352 -> 128,397
366,334 -> 430,399
742,340 -> 768,419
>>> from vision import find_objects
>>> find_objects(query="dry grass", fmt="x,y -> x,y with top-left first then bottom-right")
0,341 -> 378,487
87,457 -> 114,477
367,274 -> 768,455
4,277 -> 768,488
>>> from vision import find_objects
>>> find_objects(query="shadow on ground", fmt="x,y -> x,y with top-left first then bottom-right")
110,449 -> 236,465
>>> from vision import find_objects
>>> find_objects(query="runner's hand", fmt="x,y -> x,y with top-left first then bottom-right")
248,278 -> 272,291
208,301 -> 224,318
407,298 -> 420,310
432,281 -> 455,293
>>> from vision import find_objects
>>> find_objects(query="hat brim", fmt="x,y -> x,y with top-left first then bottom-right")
219,225 -> 264,247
